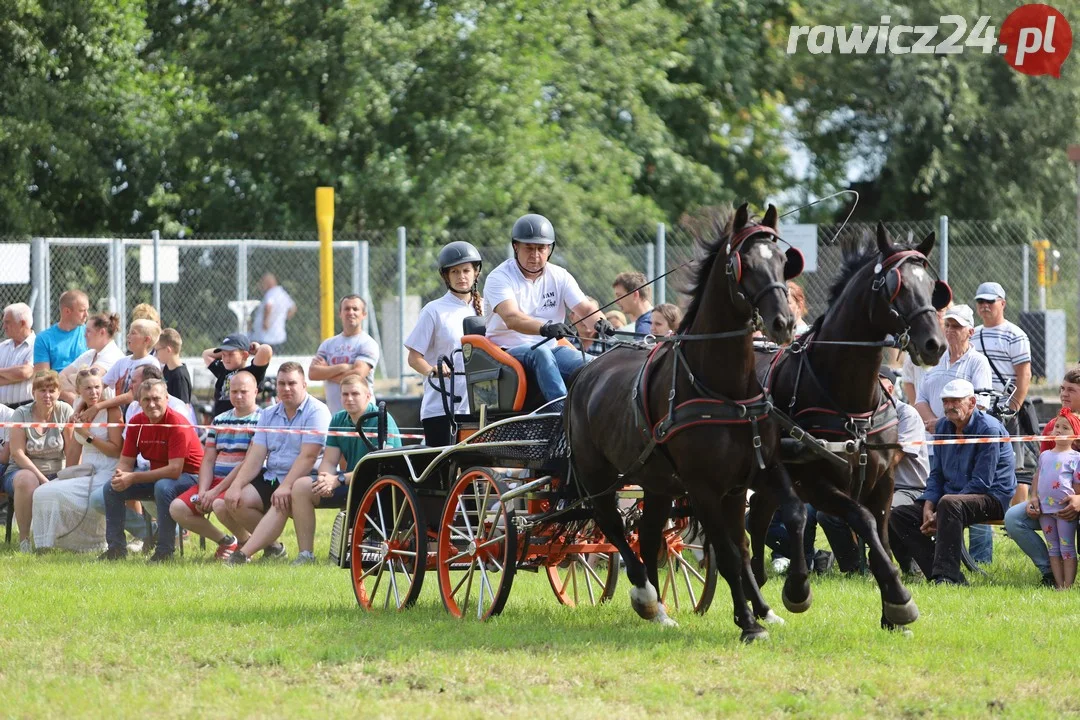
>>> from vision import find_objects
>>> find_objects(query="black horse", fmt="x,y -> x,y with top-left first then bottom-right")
567,203 -> 811,642
750,224 -> 948,632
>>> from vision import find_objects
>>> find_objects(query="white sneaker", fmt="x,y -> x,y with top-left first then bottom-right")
18,539 -> 32,554
290,551 -> 316,567
127,540 -> 145,554
772,557 -> 791,574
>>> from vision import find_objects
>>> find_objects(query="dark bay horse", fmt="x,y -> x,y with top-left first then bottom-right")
750,224 -> 948,632
567,203 -> 811,642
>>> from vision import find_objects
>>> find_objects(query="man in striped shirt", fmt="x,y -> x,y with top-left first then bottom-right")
169,371 -> 262,560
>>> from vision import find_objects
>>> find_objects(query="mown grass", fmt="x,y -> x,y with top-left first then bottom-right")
1,515 -> 1076,719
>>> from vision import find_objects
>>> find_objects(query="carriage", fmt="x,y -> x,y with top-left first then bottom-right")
330,328 -> 716,620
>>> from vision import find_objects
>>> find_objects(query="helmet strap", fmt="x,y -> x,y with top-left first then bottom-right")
512,241 -> 548,279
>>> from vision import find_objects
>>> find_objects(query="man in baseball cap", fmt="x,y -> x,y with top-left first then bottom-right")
888,377 -> 1016,585
974,282 -> 1006,302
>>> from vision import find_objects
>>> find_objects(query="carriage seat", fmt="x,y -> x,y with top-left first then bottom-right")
461,318 -> 569,414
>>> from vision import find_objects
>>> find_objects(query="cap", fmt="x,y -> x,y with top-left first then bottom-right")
878,365 -> 898,385
940,378 -> 975,400
974,282 -> 1006,301
215,333 -> 251,352
942,304 -> 975,328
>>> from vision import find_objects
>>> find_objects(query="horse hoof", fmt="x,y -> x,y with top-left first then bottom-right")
762,609 -> 785,625
653,608 -> 679,628
782,587 -> 812,614
740,628 -> 769,644
883,598 -> 919,626
630,582 -> 660,621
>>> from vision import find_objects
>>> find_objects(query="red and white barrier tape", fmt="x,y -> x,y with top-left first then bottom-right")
0,421 -> 425,440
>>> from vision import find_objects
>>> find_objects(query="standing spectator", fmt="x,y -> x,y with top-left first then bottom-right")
605,310 -> 628,330
888,379 -> 1016,585
901,304 -> 949,405
309,295 -> 380,414
650,303 -> 683,337
251,273 -> 296,352
155,328 -> 192,406
99,378 -> 204,562
787,282 -> 810,336
290,374 -> 401,565
972,281 -> 1036,500
221,362 -> 331,564
0,303 -> 35,409
58,313 -> 123,404
2,371 -> 77,552
33,289 -> 88,373
1030,410 -> 1080,589
612,271 -> 654,334
202,333 -> 273,418
169,371 -> 262,560
75,319 -> 161,421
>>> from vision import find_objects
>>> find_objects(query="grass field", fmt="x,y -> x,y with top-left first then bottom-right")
2,514 -> 1077,719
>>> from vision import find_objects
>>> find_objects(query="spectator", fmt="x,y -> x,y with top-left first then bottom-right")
99,378 -> 204,562
202,333 -> 273,418
32,367 -> 124,552
973,281 -> 1037,501
818,367 -> 930,574
155,328 -> 192,406
2,371 -> 77,552
787,282 -> 810,336
33,289 -> 88,373
605,310 -> 628,330
1004,366 -> 1080,586
650,303 -> 683,337
130,303 -> 160,326
747,503 -> 834,576
310,295 -> 380,414
484,214 -> 599,403
58,313 -> 123,404
569,296 -> 609,357
888,379 -> 1016,585
169,371 -> 262,560
612,271 -> 654,334
901,304 -> 950,405
290,374 -> 401,565
0,302 -> 35,409
251,273 -> 296,352
404,241 -> 483,447
221,362 -> 331,564
76,319 -> 161,421
1029,410 -> 1080,589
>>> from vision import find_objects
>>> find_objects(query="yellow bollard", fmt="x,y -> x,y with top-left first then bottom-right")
316,187 -> 335,341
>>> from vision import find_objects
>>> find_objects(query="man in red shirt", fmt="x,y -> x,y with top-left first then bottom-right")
100,378 -> 204,562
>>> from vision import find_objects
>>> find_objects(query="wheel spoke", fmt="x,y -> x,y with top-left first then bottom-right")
370,553 -> 388,600
396,557 -> 413,586
357,559 -> 385,582
580,555 -> 607,588
674,551 -> 708,584
386,487 -> 409,545
476,533 -> 506,551
387,557 -> 401,609
456,495 -> 476,540
678,554 -> 699,608
461,559 -> 477,612
363,514 -> 387,541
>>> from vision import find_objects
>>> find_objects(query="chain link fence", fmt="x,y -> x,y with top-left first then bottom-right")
3,212 -> 1077,390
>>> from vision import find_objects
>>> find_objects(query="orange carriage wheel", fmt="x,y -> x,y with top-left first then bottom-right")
546,551 -> 619,607
350,475 -> 427,611
658,519 -> 717,615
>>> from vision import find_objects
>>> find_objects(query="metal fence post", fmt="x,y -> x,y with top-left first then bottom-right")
655,222 -> 666,305
31,237 -> 47,331
646,240 -> 655,281
117,239 -> 127,348
397,227 -> 407,393
1022,244 -> 1030,312
237,239 -> 249,333
151,230 -> 161,312
938,215 -> 949,283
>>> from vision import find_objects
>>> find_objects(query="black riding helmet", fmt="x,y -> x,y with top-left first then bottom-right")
511,213 -> 556,246
437,240 -> 483,273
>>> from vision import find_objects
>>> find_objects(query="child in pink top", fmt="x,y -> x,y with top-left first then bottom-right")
1030,409 -> 1080,589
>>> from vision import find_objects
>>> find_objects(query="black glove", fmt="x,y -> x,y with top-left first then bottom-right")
594,318 -> 616,338
539,321 -> 576,339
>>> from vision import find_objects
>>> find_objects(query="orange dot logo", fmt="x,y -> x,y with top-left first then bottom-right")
1000,4 -> 1072,77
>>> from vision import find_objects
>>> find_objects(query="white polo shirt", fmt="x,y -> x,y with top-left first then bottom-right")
0,332 -> 34,406
916,345 -> 994,417
404,292 -> 479,420
483,259 -> 587,348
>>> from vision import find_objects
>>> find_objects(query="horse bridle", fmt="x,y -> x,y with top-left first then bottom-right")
725,224 -> 804,308
870,250 -> 952,350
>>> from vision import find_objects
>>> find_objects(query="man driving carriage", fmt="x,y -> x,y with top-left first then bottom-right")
484,213 -> 603,402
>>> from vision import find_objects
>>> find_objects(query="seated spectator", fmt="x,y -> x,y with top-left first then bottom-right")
2,371 -> 77,552
58,313 -> 123,404
99,378 -> 203,562
76,319 -> 161,421
131,303 -> 160,326
33,289 -> 89,373
155,328 -> 192,406
819,367 -> 930,574
650,303 -> 682,336
605,310 -> 628,330
32,367 -> 124,552
309,295 -> 380,414
1005,366 -> 1080,586
290,374 -> 401,565
203,333 -> 272,417
888,379 -> 1016,585
569,296 -> 610,356
0,302 -> 35,409
746,501 -> 833,575
612,271 -> 654,334
219,362 -> 331,564
169,371 -> 262,560
787,281 -> 810,336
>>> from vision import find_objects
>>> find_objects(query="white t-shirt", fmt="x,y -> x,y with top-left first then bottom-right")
973,321 -> 1031,393
404,292 -> 479,420
315,331 -> 380,414
483,259 -> 587,348
69,341 -> 125,375
103,355 -> 161,396
252,285 -> 296,345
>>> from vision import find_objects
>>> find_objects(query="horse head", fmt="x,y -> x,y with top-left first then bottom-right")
726,203 -> 799,345
871,223 -> 948,366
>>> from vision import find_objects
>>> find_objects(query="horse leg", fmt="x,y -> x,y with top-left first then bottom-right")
727,494 -> 784,626
591,489 -> 668,625
771,464 -> 812,613
700,493 -> 768,643
746,489 -> 775,587
638,491 -> 675,626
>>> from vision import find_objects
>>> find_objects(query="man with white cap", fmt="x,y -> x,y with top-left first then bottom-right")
888,378 -> 1016,585
972,281 -> 1036,500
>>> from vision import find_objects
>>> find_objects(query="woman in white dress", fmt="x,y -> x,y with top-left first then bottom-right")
32,368 -> 124,552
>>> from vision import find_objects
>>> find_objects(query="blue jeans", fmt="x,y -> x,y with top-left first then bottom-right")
507,344 -> 587,402
90,486 -> 152,540
746,504 -> 818,561
968,523 -> 993,564
103,473 -> 196,554
1004,500 -> 1051,576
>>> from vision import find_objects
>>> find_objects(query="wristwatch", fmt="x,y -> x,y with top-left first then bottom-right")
82,434 -> 94,447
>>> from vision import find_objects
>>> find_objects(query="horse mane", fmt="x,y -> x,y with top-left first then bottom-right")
806,235 -> 882,333
676,207 -> 742,333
